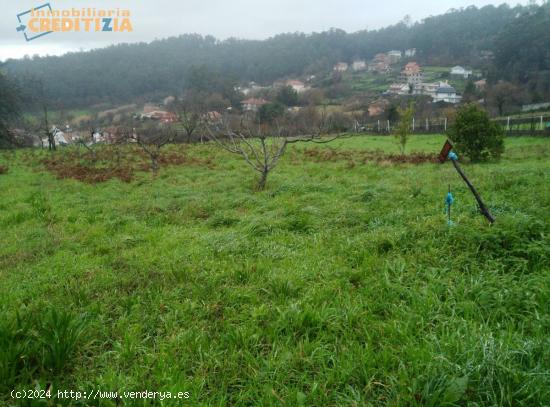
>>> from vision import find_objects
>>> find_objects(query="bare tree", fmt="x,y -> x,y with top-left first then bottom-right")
43,104 -> 56,151
487,81 -> 523,116
169,93 -> 207,143
35,79 -> 56,151
394,102 -> 415,154
206,111 -> 345,190
130,124 -> 174,173
77,139 -> 97,161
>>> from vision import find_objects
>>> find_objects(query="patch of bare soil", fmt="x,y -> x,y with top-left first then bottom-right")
301,148 -> 438,165
38,146 -> 214,183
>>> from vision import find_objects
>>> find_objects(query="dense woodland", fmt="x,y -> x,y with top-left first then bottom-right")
1,2 -> 550,111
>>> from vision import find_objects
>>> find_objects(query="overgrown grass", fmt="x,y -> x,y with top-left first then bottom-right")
0,135 -> 549,405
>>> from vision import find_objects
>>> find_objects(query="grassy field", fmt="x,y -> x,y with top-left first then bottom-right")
347,72 -> 392,93
0,135 -> 549,406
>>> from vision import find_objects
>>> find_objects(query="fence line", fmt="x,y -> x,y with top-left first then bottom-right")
355,115 -> 550,136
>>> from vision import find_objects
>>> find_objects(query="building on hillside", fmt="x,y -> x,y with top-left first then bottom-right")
237,81 -> 268,96
387,83 -> 411,95
373,53 -> 390,64
474,79 -> 487,90
450,66 -> 473,79
480,50 -> 494,60
204,111 -> 223,123
92,132 -> 104,143
52,127 -> 67,145
433,85 -> 462,104
405,48 -> 417,57
352,60 -> 367,71
401,62 -> 423,85
333,62 -> 349,72
368,62 -> 390,74
387,50 -> 402,63
141,110 -> 178,123
42,127 -> 68,146
286,80 -> 307,93
369,54 -> 392,74
241,98 -> 268,112
416,81 -> 448,98
163,96 -> 175,106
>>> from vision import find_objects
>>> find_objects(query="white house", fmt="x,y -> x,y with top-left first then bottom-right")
333,62 -> 349,72
405,48 -> 417,57
42,127 -> 68,147
388,83 -> 411,95
450,66 -> 473,79
387,50 -> 402,63
418,81 -> 448,98
52,127 -> 67,145
286,80 -> 307,93
433,85 -> 462,104
352,60 -> 367,71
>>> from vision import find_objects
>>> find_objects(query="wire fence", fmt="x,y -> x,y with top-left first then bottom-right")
355,114 -> 550,137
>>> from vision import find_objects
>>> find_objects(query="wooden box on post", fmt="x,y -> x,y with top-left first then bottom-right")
438,140 -> 454,163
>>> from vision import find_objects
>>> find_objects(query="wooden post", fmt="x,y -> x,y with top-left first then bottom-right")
377,120 -> 380,133
426,118 -> 429,131
444,117 -> 447,132
439,140 -> 495,224
507,116 -> 510,131
541,116 -> 544,131
387,120 -> 390,132
412,117 -> 415,132
450,159 -> 495,224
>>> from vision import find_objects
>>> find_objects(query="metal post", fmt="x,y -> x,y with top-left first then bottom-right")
541,116 -> 544,131
412,117 -> 415,132
387,120 -> 390,132
444,117 -> 447,132
507,116 -> 510,131
426,118 -> 429,131
377,120 -> 380,133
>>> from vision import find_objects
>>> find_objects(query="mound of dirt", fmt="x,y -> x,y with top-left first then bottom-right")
302,148 -> 438,165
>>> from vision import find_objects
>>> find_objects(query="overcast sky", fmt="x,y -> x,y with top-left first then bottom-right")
0,0 -> 537,61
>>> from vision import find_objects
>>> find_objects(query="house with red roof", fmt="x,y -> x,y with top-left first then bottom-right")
241,98 -> 268,112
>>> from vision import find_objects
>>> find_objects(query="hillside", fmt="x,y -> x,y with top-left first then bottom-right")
3,3 -> 548,110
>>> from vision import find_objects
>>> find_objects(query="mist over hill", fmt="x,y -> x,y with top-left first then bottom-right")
2,2 -> 549,109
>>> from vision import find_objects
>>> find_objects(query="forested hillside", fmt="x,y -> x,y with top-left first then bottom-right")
2,2 -> 549,109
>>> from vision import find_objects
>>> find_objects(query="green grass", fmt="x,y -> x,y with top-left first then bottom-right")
0,135 -> 549,405
346,72 -> 393,92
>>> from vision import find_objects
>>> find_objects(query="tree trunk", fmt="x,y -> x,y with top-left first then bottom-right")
257,169 -> 268,191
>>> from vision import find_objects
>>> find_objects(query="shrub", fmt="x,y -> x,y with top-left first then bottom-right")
327,111 -> 352,133
258,102 -> 285,124
0,165 -> 8,174
447,104 -> 504,162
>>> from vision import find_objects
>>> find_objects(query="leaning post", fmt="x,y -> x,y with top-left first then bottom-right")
438,140 -> 495,224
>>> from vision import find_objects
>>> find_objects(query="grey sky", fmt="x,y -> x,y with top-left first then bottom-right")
0,0 -> 537,61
